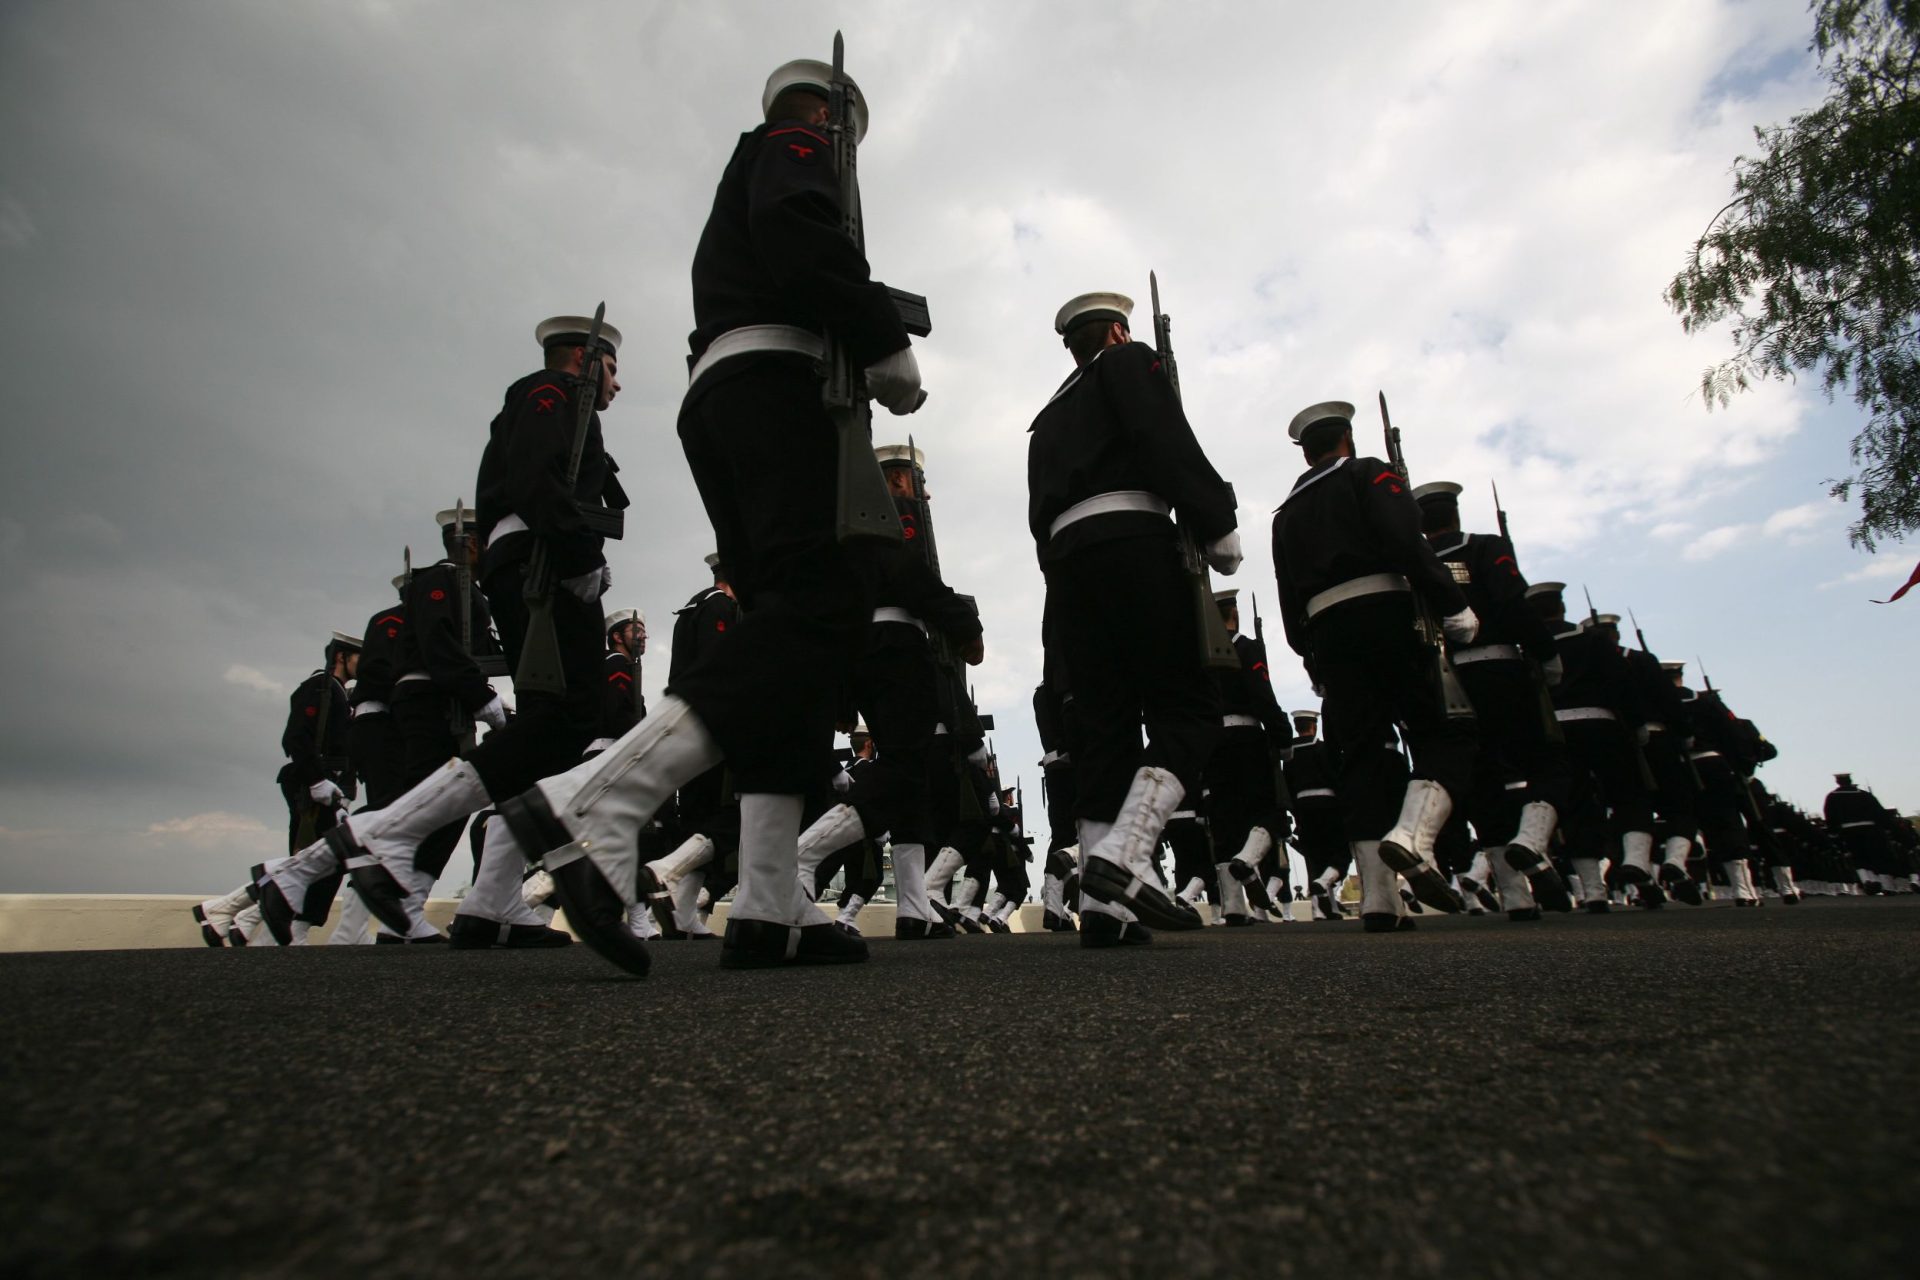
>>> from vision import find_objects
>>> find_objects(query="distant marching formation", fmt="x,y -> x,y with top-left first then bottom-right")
188,41 -> 1920,969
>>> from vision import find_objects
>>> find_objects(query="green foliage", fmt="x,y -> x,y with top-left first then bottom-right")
1666,0 -> 1920,548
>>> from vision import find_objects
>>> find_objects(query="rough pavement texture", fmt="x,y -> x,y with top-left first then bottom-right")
2,897 -> 1917,1278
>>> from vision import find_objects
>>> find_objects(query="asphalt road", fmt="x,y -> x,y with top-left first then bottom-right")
3,896 -> 1917,1278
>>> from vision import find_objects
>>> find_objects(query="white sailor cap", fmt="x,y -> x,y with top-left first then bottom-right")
535,315 -> 623,357
1592,613 -> 1621,627
849,720 -> 872,740
1660,661 -> 1686,672
605,608 -> 642,632
1288,401 -> 1355,443
1411,481 -> 1462,504
391,573 -> 408,593
1524,581 -> 1566,599
1212,587 -> 1240,603
435,503 -> 476,531
763,59 -> 868,143
874,443 -> 926,470
1291,707 -> 1320,723
330,630 -> 363,651
704,552 -> 723,570
1054,292 -> 1134,337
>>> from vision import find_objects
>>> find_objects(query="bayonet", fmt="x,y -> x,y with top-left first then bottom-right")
1629,608 -> 1649,652
1491,480 -> 1511,544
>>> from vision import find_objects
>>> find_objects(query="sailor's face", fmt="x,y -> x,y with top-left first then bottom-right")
632,619 -> 647,654
595,354 -> 620,410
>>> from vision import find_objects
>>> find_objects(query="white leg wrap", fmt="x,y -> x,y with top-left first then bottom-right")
1086,768 -> 1185,886
1572,857 -> 1607,904
1355,841 -> 1402,918
796,803 -> 866,897
891,842 -> 934,923
731,793 -> 817,926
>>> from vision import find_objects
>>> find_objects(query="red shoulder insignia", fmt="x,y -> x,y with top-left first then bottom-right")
527,382 -> 568,416
716,619 -> 727,632
304,706 -> 317,718
608,671 -> 632,688
768,126 -> 827,165
1372,470 -> 1403,493
1495,555 -> 1519,577
429,589 -> 446,601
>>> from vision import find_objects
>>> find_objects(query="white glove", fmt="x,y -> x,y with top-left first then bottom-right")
1440,606 -> 1480,646
560,565 -> 610,604
987,791 -> 1002,816
475,693 -> 509,732
1311,682 -> 1326,699
831,769 -> 853,794
1203,530 -> 1243,576
308,779 -> 344,806
1541,654 -> 1564,687
864,347 -> 926,415
966,745 -> 991,767
521,869 -> 556,910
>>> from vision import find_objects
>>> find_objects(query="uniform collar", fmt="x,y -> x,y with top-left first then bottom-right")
1278,456 -> 1348,509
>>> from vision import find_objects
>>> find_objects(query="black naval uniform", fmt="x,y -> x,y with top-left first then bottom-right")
350,603 -> 409,812
812,754 -> 886,907
668,582 -> 743,898
1027,340 -> 1236,823
395,558 -> 500,878
1424,531 -> 1566,849
277,669 -> 353,923
471,369 -> 623,796
1285,733 -> 1349,906
1823,778 -> 1909,884
667,116 -> 909,795
1625,651 -> 1700,858
1545,619 -> 1653,869
597,647 -> 644,746
1033,672 -> 1079,874
1273,457 -> 1474,841
1205,625 -> 1292,882
1679,686 -> 1758,868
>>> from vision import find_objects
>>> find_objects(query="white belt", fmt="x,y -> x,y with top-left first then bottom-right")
397,672 -> 431,685
1841,820 -> 1875,829
1688,749 -> 1722,762
1222,714 -> 1260,728
934,722 -> 948,737
584,737 -> 613,755
1040,750 -> 1069,766
487,513 -> 528,550
1170,809 -> 1197,822
1450,643 -> 1521,665
1555,707 -> 1616,723
1306,572 -> 1409,619
872,607 -> 926,633
352,701 -> 389,718
1294,787 -> 1336,800
1047,490 -> 1170,540
688,324 -> 824,387
1643,722 -> 1667,733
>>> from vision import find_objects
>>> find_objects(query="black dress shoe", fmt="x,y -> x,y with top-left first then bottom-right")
325,827 -> 413,939
1228,860 -> 1274,910
1081,855 -> 1203,931
1041,910 -> 1075,932
1584,901 -> 1612,914
1079,911 -> 1151,948
1378,844 -> 1463,913
721,918 -> 870,968
895,917 -> 956,940
1529,869 -> 1575,913
545,859 -> 651,977
633,864 -> 685,940
1363,912 -> 1413,933
1400,889 -> 1427,915
1637,881 -> 1668,909
1223,912 -> 1255,927
249,863 -> 297,946
449,916 -> 574,949
191,905 -> 225,949
1507,907 -> 1543,922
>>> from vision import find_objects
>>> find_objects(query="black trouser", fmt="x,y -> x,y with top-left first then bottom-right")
391,692 -> 469,879
279,776 -> 343,925
1041,759 -> 1077,855
1839,826 -> 1896,876
1641,728 -> 1700,847
470,560 -> 603,799
813,839 -> 884,902
848,629 -> 936,847
1691,755 -> 1752,864
671,357 -> 876,794
1205,725 -> 1283,863
1310,592 -> 1473,841
1293,800 -> 1350,883
1559,716 -> 1653,849
1164,813 -> 1214,899
1045,532 -> 1221,822
350,713 -> 407,811
1454,659 -> 1568,846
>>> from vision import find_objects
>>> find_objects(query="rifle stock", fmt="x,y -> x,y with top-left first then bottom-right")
1378,391 -> 1474,721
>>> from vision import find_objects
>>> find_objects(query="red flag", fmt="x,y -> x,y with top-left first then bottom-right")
1871,558 -> 1920,604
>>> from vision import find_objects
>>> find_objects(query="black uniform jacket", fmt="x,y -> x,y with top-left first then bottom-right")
872,545 -> 981,649
1547,621 -> 1634,715
668,587 -> 741,690
1684,688 -> 1770,772
686,119 -> 909,371
353,603 -> 407,708
1824,783 -> 1896,831
1423,531 -> 1556,661
280,670 -> 351,790
1272,455 -> 1466,661
475,369 -> 623,580
400,560 -> 497,715
600,650 -> 642,740
1216,632 -> 1290,748
1623,648 -> 1687,730
1026,340 -> 1236,568
1283,738 -> 1339,804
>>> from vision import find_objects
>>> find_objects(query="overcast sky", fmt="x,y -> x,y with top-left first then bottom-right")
2,0 -> 1913,896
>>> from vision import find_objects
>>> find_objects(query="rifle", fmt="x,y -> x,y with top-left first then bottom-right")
825,33 -> 923,547
1489,479 -> 1563,743
1629,608 -> 1648,652
1246,592 -> 1295,807
906,433 -> 960,674
1148,271 -> 1239,670
294,660 -> 343,849
515,303 -> 607,696
1378,391 -> 1474,719
1583,585 -> 1600,627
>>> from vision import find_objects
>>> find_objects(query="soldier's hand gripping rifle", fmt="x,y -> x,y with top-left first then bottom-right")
514,303 -> 607,696
1148,272 -> 1239,670
825,32 -> 929,547
1379,391 -> 1473,719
